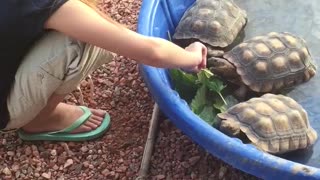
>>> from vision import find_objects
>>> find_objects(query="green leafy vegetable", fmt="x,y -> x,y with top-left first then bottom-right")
170,68 -> 230,128
169,69 -> 199,102
202,68 -> 214,77
190,84 -> 207,114
213,97 -> 227,113
167,30 -> 230,128
206,78 -> 227,105
197,68 -> 213,84
198,106 -> 216,126
190,84 -> 219,126
197,69 -> 227,105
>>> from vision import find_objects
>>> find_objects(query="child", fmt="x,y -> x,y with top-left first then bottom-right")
0,0 -> 207,141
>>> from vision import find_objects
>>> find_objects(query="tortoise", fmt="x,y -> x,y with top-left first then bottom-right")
207,32 -> 317,100
217,93 -> 318,154
172,0 -> 247,56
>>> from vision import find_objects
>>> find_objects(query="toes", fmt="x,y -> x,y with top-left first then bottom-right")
90,109 -> 106,117
71,107 -> 108,134
89,108 -> 107,123
91,114 -> 104,122
84,120 -> 99,129
89,118 -> 102,126
71,120 -> 100,134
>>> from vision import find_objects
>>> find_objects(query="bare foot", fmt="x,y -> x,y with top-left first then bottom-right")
22,103 -> 107,134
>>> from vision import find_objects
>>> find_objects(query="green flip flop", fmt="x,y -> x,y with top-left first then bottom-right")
17,106 -> 111,141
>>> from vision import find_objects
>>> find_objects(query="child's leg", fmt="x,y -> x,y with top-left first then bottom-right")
5,30 -> 114,133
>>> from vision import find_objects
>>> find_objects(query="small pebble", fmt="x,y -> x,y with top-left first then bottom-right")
41,172 -> 51,179
2,167 -> 11,176
64,159 -> 73,168
51,149 -> 57,156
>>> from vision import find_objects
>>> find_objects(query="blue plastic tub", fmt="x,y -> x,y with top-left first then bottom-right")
137,0 -> 320,179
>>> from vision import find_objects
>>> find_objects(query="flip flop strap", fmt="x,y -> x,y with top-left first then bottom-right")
47,106 -> 91,135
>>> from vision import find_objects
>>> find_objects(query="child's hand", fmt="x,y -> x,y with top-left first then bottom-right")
182,42 -> 207,73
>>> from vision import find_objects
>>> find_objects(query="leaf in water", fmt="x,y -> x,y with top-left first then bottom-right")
190,84 -> 207,114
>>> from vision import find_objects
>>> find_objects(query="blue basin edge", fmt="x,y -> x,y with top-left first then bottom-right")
137,0 -> 320,179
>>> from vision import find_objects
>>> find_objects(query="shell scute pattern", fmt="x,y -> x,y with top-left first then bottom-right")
223,32 -> 317,92
173,0 -> 247,48
218,94 -> 318,154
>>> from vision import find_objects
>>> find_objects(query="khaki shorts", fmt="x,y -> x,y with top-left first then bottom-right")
4,31 -> 115,130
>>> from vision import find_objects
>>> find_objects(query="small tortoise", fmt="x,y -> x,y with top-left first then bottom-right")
172,0 -> 247,55
218,93 -> 318,154
207,32 -> 317,100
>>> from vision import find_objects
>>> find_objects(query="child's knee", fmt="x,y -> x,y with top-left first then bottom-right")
5,31 -> 86,129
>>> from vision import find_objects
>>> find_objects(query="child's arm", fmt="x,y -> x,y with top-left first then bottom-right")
44,0 -> 207,72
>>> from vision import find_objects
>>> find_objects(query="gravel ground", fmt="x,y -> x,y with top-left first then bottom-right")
0,0 -> 259,179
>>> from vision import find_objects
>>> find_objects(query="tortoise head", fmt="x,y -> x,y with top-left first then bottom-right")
218,113 -> 241,137
207,57 -> 238,80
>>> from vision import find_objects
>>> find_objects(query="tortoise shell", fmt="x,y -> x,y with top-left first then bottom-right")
223,32 -> 317,92
172,0 -> 247,48
218,93 -> 318,154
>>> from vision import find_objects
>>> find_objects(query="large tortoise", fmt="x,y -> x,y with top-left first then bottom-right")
217,93 -> 318,154
207,32 -> 317,100
172,0 -> 247,55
